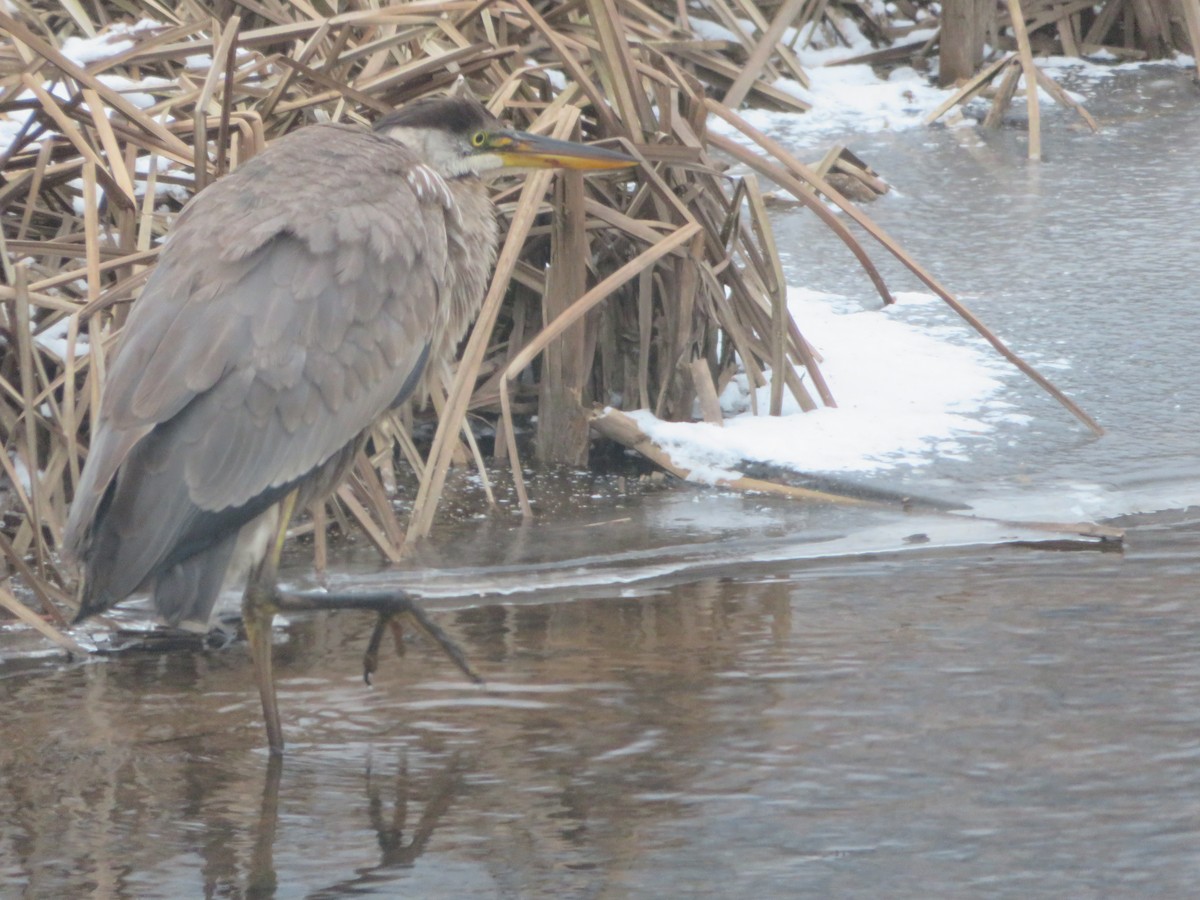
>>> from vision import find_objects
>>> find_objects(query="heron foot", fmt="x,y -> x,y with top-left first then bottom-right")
362,612 -> 405,686
275,589 -> 482,687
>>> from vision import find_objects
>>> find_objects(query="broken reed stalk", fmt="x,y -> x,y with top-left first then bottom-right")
704,99 -> 1105,438
741,175 -> 791,417
1005,0 -> 1042,160
0,0 -> 1107,643
499,221 -> 704,517
0,582 -> 87,656
537,166 -> 589,468
723,0 -> 808,107
925,1 -> 1104,136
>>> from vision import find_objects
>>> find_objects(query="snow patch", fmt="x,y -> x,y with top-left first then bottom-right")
628,289 -> 1012,476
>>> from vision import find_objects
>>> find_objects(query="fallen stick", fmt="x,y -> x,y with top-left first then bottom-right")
591,407 -> 1124,543
591,406 -> 882,507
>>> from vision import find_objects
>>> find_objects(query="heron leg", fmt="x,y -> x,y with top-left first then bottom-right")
244,493 -> 298,755
244,581 -> 284,755
274,589 -> 481,686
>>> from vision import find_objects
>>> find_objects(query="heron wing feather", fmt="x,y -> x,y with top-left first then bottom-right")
66,124 -> 457,615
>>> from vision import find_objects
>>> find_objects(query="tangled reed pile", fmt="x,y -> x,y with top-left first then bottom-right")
1,0 -> 1100,637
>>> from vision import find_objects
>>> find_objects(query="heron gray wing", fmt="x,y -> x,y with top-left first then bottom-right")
66,124 -> 456,618
176,226 -> 443,509
107,124 -> 451,430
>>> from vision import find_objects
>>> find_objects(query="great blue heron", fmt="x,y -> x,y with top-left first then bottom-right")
64,93 -> 635,753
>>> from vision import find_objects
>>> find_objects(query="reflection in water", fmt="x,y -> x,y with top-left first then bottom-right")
4,519 -> 1200,897
247,755 -> 280,898
232,750 -> 469,899
200,746 -> 470,898
0,574 -> 801,896
304,754 -> 465,898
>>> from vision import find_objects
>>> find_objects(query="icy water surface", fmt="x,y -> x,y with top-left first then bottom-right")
3,499 -> 1199,897
4,66 -> 1200,897
772,63 -> 1200,519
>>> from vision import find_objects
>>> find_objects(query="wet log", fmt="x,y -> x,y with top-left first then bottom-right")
689,358 -> 725,426
940,0 -> 995,86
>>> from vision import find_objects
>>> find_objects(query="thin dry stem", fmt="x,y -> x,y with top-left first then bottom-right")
0,0 -> 1106,647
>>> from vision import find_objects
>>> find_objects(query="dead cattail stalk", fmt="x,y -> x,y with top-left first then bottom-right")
705,100 -> 1104,437
1005,0 -> 1042,160
0,0 -> 1107,642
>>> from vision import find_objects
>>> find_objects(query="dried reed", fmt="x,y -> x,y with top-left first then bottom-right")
1,0 -> 1099,645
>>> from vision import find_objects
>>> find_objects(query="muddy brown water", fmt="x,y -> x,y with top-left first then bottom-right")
3,491 -> 1200,898
6,65 -> 1200,897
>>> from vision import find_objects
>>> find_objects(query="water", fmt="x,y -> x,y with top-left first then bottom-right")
774,63 -> 1200,516
4,66 -> 1200,897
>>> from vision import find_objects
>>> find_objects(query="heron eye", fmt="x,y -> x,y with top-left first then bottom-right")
470,131 -> 488,148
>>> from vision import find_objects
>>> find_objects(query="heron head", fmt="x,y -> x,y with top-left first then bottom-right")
375,95 -> 636,179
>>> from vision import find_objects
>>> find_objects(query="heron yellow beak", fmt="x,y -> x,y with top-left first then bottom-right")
492,130 -> 637,171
